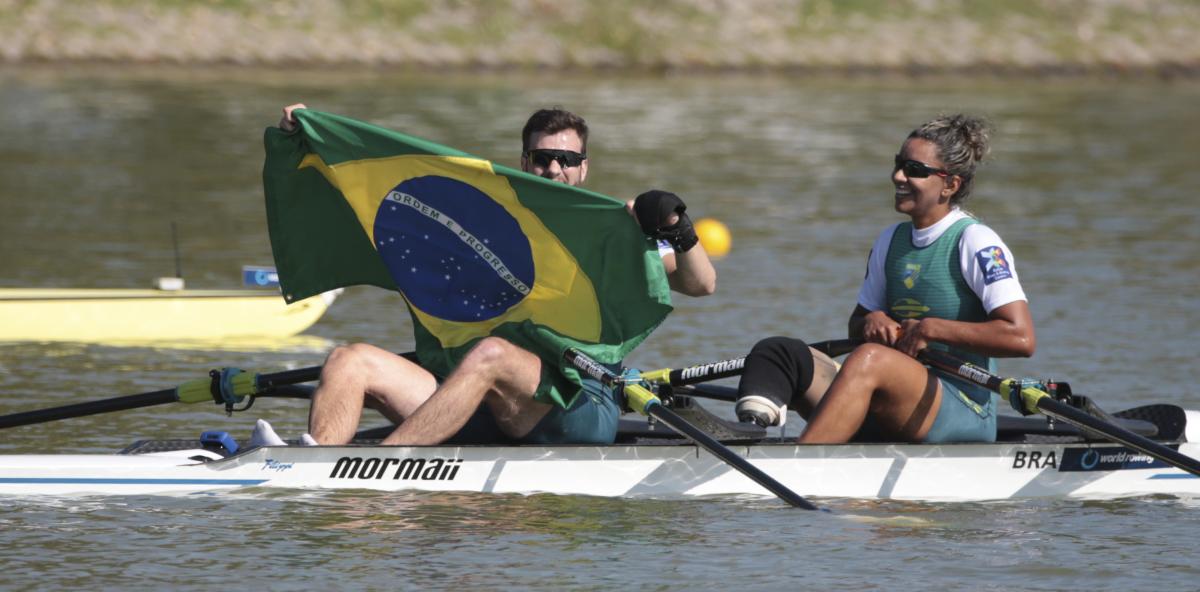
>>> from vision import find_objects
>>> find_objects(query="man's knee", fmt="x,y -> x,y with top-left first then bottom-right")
324,343 -> 371,373
462,337 -> 527,370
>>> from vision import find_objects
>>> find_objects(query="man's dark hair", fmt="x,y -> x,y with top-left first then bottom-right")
521,108 -> 588,153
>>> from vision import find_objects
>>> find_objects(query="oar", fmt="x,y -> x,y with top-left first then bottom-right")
0,352 -> 422,430
563,348 -> 819,510
637,338 -> 859,388
919,348 -> 1200,478
0,368 -> 311,429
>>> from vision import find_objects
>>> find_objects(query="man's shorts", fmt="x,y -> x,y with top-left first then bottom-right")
518,376 -> 622,445
922,377 -> 997,443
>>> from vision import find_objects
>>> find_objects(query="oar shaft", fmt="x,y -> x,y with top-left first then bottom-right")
256,366 -> 322,389
0,351 -> 421,430
919,348 -> 1200,478
257,351 -> 417,389
1037,397 -> 1200,476
808,338 -> 861,359
643,339 -> 859,388
564,348 -> 818,510
645,402 -> 818,509
664,356 -> 746,386
0,388 -> 179,429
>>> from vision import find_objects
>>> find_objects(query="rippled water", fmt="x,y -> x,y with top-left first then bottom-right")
1,66 -> 1199,589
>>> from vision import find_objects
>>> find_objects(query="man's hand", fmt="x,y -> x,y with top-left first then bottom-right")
632,190 -> 699,252
279,103 -> 308,132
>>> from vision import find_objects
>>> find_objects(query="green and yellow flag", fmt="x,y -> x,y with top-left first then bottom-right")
262,109 -> 672,407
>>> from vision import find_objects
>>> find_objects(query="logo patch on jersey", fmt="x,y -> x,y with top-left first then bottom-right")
975,246 -> 1013,285
902,263 -> 921,289
890,297 -> 930,319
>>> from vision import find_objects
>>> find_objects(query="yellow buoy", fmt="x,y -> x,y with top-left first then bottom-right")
694,217 -> 732,258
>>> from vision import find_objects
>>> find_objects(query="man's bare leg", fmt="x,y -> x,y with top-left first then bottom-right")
308,343 -> 438,445
798,343 -> 941,443
382,337 -> 550,446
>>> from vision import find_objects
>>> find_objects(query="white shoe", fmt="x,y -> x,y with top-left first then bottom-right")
300,433 -> 319,447
249,418 -> 287,447
735,395 -> 787,427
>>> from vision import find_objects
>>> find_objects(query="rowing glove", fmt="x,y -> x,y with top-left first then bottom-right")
633,190 -> 699,253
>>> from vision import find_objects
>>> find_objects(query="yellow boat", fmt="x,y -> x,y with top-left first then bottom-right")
0,285 -> 340,343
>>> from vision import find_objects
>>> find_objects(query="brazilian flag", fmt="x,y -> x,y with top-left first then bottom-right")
262,109 -> 673,407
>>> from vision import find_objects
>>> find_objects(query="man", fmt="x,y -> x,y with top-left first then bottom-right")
253,105 -> 715,447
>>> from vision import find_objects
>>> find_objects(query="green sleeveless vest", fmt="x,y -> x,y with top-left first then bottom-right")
884,217 -> 993,404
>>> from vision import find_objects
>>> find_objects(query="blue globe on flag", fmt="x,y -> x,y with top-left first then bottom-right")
374,175 -> 535,322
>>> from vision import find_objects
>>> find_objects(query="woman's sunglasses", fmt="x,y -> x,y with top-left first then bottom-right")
527,149 -> 587,169
894,155 -> 949,179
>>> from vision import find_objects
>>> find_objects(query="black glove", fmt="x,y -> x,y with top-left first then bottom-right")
633,190 -> 699,253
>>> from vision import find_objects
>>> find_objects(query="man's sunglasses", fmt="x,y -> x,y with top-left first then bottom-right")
527,149 -> 587,169
894,155 -> 949,179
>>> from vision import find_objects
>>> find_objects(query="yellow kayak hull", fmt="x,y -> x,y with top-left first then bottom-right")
0,288 -> 339,343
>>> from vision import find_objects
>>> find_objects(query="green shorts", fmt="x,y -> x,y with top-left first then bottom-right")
922,377 -> 997,443
518,376 -> 622,445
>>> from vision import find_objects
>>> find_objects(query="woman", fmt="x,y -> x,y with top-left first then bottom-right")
736,114 -> 1035,443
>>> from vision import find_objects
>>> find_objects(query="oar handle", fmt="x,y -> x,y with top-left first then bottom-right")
563,348 -> 818,510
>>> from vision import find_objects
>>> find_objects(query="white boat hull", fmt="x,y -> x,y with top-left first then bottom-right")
2,439 -> 1197,501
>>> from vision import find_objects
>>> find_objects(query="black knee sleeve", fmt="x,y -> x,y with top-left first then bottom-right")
736,336 -> 816,408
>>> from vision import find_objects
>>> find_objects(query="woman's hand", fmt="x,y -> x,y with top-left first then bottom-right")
862,310 -> 902,346
895,318 -> 937,358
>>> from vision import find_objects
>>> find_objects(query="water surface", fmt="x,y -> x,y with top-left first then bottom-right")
1,66 -> 1198,590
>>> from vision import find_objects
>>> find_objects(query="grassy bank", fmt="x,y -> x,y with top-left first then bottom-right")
3,0 -> 1199,74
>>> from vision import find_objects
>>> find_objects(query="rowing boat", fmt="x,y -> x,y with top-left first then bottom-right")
3,398 -> 1197,501
0,287 -> 340,343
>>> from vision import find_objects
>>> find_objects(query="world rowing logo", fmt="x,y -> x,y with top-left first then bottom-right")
1081,449 -> 1100,470
975,246 -> 1013,285
374,176 -> 535,322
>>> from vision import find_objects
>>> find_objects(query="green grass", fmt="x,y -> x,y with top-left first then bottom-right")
3,0 -> 1198,71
